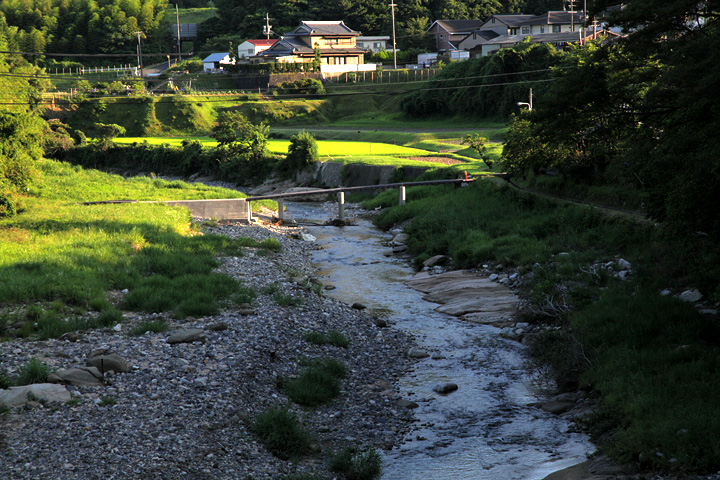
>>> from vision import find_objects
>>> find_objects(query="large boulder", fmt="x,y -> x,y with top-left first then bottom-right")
0,384 -> 71,407
47,367 -> 104,386
167,329 -> 206,344
86,354 -> 129,374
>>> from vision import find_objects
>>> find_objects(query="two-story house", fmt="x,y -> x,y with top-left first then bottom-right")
458,11 -> 586,57
426,20 -> 486,52
237,39 -> 277,61
253,21 -> 367,66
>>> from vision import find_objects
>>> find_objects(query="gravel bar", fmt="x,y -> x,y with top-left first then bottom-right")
0,220 -> 416,480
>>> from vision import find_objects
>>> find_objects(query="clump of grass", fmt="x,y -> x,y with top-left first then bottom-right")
252,406 -> 314,460
128,319 -> 170,336
232,286 -> 257,305
259,237 -> 282,252
0,369 -> 14,389
15,358 -> 51,386
65,398 -> 80,407
97,395 -> 117,407
329,447 -> 383,480
262,282 -> 281,295
284,358 -> 348,407
274,293 -> 304,307
303,330 -> 350,348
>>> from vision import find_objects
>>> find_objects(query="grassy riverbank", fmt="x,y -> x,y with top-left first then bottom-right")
366,176 -> 720,474
0,159 -> 278,333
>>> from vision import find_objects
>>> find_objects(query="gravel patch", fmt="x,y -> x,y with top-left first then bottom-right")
0,220 -> 415,479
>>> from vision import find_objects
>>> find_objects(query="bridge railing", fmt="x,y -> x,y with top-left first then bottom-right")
244,176 -> 484,223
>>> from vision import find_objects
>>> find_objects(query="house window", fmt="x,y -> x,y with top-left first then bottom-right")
509,28 -> 518,35
374,42 -> 382,49
248,49 -> 254,54
540,26 -> 545,33
521,26 -> 530,34
552,25 -> 561,33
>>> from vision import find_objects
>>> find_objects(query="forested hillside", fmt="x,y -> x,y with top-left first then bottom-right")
0,0 -> 170,60
0,0 -> 568,61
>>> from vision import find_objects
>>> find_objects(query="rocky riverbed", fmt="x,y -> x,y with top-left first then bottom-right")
0,220 -> 416,480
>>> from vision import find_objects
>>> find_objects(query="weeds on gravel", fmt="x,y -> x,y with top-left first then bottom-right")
303,331 -> 350,348
128,320 -> 170,336
15,358 -> 51,385
329,447 -> 383,480
274,293 -> 304,307
252,406 -> 314,460
0,369 -> 13,389
98,395 -> 117,407
232,286 -> 257,305
11,305 -> 122,340
284,358 -> 348,407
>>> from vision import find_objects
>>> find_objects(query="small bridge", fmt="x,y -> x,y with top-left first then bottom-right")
245,178 -> 476,223
81,177 -> 486,222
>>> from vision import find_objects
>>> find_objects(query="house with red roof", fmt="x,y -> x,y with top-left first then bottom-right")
237,39 -> 278,61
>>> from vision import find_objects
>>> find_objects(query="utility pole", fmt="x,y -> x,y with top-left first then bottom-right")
389,2 -> 397,70
568,0 -> 576,32
176,4 -> 182,62
136,31 -> 144,88
263,13 -> 273,40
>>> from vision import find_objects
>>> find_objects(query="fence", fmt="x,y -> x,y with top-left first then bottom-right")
331,68 -> 438,84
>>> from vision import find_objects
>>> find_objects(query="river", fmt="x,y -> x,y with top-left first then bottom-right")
286,201 -> 594,480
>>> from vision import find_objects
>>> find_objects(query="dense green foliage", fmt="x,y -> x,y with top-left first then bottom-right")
501,0 -> 720,240
279,130 -> 319,176
252,406 -> 314,460
329,447 -> 383,480
0,0 -> 169,62
370,174 -> 720,473
0,19 -> 48,216
283,357 -> 348,407
401,41 -> 563,118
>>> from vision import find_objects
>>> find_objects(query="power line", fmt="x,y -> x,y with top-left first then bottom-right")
0,77 -> 556,105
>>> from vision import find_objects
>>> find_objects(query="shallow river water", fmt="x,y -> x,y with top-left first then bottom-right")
287,202 -> 594,480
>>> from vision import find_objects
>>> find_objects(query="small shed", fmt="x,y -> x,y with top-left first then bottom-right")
202,52 -> 235,73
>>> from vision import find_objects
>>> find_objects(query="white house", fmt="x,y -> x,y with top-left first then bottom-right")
237,39 -> 278,60
356,36 -> 390,53
202,52 -> 235,73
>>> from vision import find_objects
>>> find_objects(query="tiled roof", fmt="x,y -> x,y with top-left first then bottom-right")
433,19 -> 485,33
290,21 -> 360,36
484,30 -> 590,45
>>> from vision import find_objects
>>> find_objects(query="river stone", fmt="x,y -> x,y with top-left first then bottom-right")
167,329 -> 206,344
351,303 -> 367,310
397,399 -> 419,409
679,289 -> 703,303
392,245 -> 408,253
300,233 -> 316,242
617,258 -> 632,270
373,318 -> 388,328
433,382 -> 458,394
0,384 -> 71,407
423,255 -> 449,268
207,322 -> 229,331
540,400 -> 576,415
407,347 -> 429,359
391,233 -> 409,245
86,354 -> 129,374
48,367 -> 104,386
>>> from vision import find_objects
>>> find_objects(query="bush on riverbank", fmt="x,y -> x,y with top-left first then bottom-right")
368,177 -> 720,474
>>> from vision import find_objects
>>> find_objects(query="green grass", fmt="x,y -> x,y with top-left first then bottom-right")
283,358 -> 348,407
252,406 -> 314,460
171,7 -> 215,24
0,158 -> 276,322
303,330 -> 350,348
329,447 -> 383,480
15,358 -> 51,386
128,319 -> 170,336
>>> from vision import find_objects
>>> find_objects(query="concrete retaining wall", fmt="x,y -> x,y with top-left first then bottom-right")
163,198 -> 248,220
305,162 -> 428,188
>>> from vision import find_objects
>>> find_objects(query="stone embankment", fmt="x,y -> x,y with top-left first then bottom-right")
0,221 -> 415,480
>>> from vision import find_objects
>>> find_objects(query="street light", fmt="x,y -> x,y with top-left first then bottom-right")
517,88 -> 533,110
